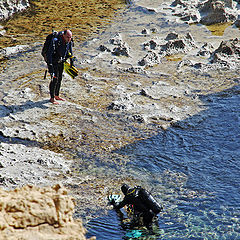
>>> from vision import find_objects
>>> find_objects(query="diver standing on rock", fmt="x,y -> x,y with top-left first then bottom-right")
42,29 -> 76,104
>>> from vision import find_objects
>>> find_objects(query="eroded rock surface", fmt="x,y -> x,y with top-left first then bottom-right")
0,0 -> 29,21
0,184 -> 95,240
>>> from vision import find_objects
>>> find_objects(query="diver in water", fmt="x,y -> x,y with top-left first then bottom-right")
109,184 -> 162,229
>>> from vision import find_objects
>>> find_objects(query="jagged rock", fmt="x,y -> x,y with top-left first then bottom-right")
159,33 -> 197,56
0,0 -> 29,21
140,32 -> 197,66
108,90 -> 134,111
98,33 -> 130,57
170,0 -> 238,25
197,42 -> 215,57
165,32 -> 179,41
98,44 -> 110,52
112,43 -> 130,57
171,0 -> 201,23
109,33 -> 123,45
210,38 -> 240,65
234,15 -> 240,27
0,184 -> 95,240
138,51 -> 161,66
141,28 -> 150,35
143,39 -> 161,51
200,0 -> 237,25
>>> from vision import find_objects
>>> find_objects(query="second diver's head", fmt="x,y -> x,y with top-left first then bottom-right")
121,184 -> 130,195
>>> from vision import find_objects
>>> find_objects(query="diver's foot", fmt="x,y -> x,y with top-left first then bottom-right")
50,98 -> 59,104
55,96 -> 65,101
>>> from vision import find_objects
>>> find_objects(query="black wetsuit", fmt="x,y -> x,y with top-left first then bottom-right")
114,187 -> 156,228
46,31 -> 73,98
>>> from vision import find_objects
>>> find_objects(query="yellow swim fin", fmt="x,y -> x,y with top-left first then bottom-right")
64,62 -> 78,79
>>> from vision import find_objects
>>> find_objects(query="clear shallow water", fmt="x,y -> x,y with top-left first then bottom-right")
87,86 -> 240,239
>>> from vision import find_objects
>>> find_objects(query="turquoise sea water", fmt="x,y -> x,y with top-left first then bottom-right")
82,1 -> 240,239
86,85 -> 240,239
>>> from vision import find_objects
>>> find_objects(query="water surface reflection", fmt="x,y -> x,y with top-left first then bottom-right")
87,85 -> 240,239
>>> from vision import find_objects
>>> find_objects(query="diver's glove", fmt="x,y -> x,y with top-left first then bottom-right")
108,196 -> 116,205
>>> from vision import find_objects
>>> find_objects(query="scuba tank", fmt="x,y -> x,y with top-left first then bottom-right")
136,186 -> 162,214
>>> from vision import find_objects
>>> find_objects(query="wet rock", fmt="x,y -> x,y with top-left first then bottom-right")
0,184 -> 94,239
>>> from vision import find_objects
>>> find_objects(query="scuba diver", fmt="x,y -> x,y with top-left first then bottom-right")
42,29 -> 78,104
109,184 -> 163,230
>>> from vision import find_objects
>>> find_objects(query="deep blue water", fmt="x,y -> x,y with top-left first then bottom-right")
87,86 -> 240,239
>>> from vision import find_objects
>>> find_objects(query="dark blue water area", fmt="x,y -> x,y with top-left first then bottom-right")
86,85 -> 240,239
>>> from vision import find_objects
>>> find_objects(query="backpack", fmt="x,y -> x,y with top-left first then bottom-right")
135,186 -> 162,214
41,31 -> 59,63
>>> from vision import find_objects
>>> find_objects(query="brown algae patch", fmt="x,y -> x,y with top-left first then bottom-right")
206,22 -> 233,36
165,54 -> 184,62
0,0 -> 126,48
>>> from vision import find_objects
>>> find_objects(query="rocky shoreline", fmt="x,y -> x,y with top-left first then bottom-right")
1,0 -> 240,239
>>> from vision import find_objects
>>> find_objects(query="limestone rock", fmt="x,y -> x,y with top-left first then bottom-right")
210,38 -> 240,65
170,0 -> 238,25
200,0 -> 237,25
138,51 -> 161,66
0,184 -> 95,240
0,0 -> 29,21
159,32 -> 197,56
0,143 -> 70,189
